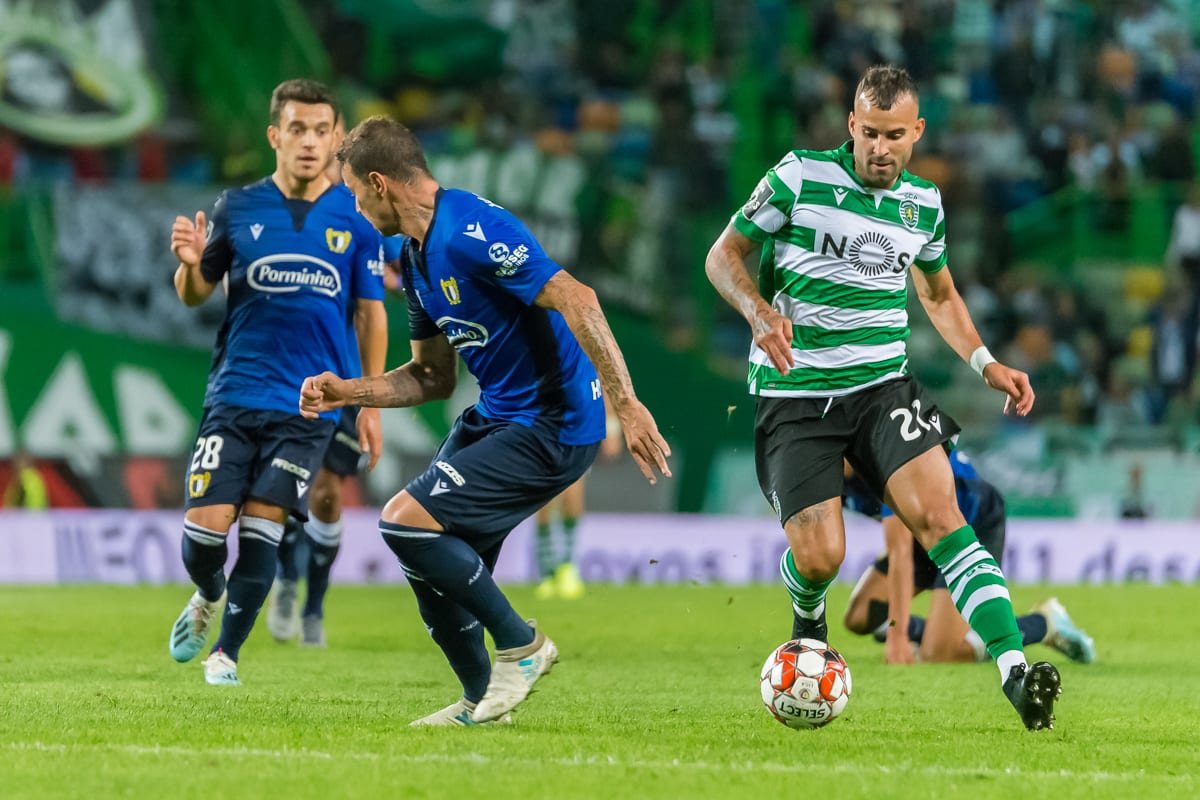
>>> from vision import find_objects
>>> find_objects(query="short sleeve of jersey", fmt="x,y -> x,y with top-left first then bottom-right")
198,192 -> 233,283
400,246 -> 440,340
732,151 -> 803,243
914,194 -> 948,273
350,221 -> 386,302
447,206 -> 561,305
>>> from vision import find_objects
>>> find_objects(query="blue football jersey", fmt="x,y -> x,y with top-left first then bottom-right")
199,180 -> 385,419
399,189 -> 605,445
845,450 -> 989,524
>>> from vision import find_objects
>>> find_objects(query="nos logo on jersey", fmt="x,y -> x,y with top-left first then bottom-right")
326,228 -> 352,253
247,254 -> 343,297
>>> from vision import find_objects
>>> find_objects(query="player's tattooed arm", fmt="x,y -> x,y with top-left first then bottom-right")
535,272 -> 672,484
705,224 -> 795,374
536,272 -> 634,405
300,334 -> 456,416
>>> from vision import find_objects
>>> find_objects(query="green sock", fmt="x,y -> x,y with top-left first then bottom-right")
779,549 -> 834,623
535,522 -> 556,579
560,516 -> 579,565
928,525 -> 1023,664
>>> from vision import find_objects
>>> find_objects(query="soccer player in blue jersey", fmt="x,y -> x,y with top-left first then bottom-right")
167,79 -> 387,686
841,454 -> 1096,665
299,116 -> 672,725
267,156 -> 405,650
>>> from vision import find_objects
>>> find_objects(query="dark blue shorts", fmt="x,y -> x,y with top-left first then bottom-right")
407,406 -> 600,551
184,404 -> 335,519
322,406 -> 363,477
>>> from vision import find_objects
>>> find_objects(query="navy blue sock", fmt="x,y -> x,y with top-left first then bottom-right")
379,521 -> 532,650
276,518 -> 303,582
908,615 -> 927,644
182,521 -> 228,601
302,517 -> 343,618
213,516 -> 283,661
407,572 -> 491,702
1017,612 -> 1049,646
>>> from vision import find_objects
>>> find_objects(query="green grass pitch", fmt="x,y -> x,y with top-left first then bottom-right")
1,583 -> 1197,799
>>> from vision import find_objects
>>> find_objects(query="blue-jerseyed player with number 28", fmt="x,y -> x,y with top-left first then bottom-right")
300,116 -> 672,725
168,80 -> 387,686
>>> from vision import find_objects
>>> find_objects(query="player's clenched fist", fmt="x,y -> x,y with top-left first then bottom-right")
299,371 -> 348,418
171,211 -> 208,267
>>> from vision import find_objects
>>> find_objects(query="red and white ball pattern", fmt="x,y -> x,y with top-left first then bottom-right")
759,638 -> 852,729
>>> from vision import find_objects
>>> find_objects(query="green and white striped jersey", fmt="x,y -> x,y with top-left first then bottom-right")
732,142 -> 947,398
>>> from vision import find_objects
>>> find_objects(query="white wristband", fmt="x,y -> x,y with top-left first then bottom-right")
969,346 -> 997,377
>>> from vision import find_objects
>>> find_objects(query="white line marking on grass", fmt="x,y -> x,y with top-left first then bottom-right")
4,741 -> 1193,784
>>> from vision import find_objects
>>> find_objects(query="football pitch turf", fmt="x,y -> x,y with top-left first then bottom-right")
1,583 -> 1197,799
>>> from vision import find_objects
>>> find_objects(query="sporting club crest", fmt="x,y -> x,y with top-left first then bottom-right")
898,197 -> 919,230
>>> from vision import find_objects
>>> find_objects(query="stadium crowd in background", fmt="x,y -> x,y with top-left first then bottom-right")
2,0 -> 1200,459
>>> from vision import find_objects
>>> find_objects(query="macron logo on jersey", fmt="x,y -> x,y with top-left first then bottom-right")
464,222 -> 487,242
250,223 -> 264,240
247,254 -> 343,297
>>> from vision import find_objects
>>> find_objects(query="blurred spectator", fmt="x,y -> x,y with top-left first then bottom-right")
1095,356 -> 1154,432
1146,284 -> 1198,423
1119,462 -> 1151,519
2,451 -> 49,510
1166,182 -> 1200,294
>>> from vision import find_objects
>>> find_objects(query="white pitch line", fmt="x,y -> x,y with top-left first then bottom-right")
3,741 -> 1193,784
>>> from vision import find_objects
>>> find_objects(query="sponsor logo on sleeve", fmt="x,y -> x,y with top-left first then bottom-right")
489,242 -> 530,277
367,244 -> 386,276
742,177 -> 774,217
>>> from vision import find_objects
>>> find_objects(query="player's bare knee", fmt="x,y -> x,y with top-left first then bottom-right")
241,500 -> 288,524
843,602 -> 870,635
910,506 -> 967,550
791,552 -> 840,582
309,485 -> 341,522
185,505 -> 236,533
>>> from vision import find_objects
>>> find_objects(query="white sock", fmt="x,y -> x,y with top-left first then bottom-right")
964,630 -> 988,662
996,649 -> 1027,683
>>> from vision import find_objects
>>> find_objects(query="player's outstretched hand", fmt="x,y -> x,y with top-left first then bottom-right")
982,363 -> 1035,416
357,406 -> 382,471
884,632 -> 917,665
300,371 -> 348,418
171,211 -> 207,267
616,400 -> 672,485
752,307 -> 795,375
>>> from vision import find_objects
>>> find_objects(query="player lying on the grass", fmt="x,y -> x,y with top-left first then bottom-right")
300,116 -> 671,726
841,454 -> 1096,664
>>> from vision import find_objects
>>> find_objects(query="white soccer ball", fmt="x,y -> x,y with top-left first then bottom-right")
759,638 -> 852,729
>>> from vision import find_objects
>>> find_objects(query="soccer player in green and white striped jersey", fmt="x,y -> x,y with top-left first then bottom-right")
705,65 -> 1062,731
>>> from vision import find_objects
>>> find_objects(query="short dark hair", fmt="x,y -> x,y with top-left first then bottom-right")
854,65 -> 918,110
269,79 -> 339,126
337,116 -> 432,184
